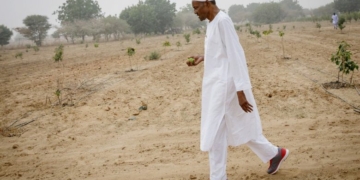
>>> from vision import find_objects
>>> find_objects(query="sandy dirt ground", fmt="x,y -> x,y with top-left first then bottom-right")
1,21 -> 360,180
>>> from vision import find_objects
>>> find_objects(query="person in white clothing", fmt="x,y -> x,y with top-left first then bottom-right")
332,13 -> 338,29
186,0 -> 290,179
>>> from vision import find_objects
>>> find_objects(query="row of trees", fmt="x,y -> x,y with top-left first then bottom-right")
228,0 -> 360,24
2,0 -> 204,47
228,0 -> 304,24
52,16 -> 131,43
3,0 -> 359,47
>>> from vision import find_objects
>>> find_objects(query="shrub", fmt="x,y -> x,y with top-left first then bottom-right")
353,12 -> 359,21
53,44 -> 64,62
176,41 -> 182,50
184,33 -> 191,44
136,38 -> 141,45
148,51 -> 161,60
338,16 -> 346,32
316,23 -> 321,31
254,30 -> 261,40
15,52 -> 23,59
94,43 -> 99,48
163,41 -> 171,47
33,46 -> 39,52
193,28 -> 201,35
346,13 -> 352,23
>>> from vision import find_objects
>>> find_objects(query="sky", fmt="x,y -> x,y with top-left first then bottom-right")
0,0 -> 334,30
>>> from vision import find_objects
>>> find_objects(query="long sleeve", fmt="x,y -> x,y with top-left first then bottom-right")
218,17 -> 252,91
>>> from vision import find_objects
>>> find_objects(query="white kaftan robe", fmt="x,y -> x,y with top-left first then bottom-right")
332,15 -> 338,26
201,11 -> 262,151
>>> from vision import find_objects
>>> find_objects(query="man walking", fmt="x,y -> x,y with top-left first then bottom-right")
187,1 -> 289,179
332,13 -> 338,29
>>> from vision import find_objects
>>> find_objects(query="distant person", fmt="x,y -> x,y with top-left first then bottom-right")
332,13 -> 338,29
187,0 -> 289,179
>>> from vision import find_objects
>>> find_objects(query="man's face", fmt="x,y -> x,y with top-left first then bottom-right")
192,1 -> 209,21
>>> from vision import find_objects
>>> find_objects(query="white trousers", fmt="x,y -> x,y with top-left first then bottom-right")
209,119 -> 278,180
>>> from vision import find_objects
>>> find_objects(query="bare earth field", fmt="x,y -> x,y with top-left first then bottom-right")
1,21 -> 360,180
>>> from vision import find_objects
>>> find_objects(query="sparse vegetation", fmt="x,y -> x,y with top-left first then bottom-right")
279,31 -> 285,58
55,89 -> 61,105
262,29 -> 273,47
184,33 -> 191,44
163,41 -> 171,47
176,41 -> 182,50
52,44 -> 65,106
136,38 -> 141,45
94,43 -> 99,48
33,46 -> 40,52
148,51 -> 161,60
193,28 -> 201,35
316,22 -> 321,32
254,30 -> 261,42
15,52 -> 23,59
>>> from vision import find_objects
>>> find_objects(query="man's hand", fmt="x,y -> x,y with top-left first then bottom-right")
186,56 -> 204,66
237,91 -> 253,113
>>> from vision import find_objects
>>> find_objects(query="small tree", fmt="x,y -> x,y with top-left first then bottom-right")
279,31 -> 285,58
338,16 -> 346,33
262,29 -> 272,47
331,41 -> 359,84
254,30 -> 261,42
346,13 -> 352,23
163,41 -> 171,59
184,33 -> 190,44
316,22 -> 321,32
53,44 -> 64,62
176,41 -> 182,51
0,25 -> 13,47
53,44 -> 64,105
352,12 -> 359,22
127,47 -> 135,71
